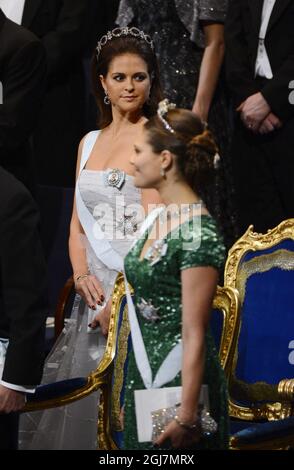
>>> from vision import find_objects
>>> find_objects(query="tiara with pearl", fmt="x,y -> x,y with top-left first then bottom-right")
96,27 -> 154,60
157,100 -> 220,169
157,99 -> 176,134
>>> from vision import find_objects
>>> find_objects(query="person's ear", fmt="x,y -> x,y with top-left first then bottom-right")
160,150 -> 173,171
99,75 -> 107,94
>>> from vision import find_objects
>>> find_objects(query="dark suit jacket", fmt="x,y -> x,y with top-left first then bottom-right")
0,9 -> 46,192
21,0 -> 90,187
225,0 -> 294,121
0,167 -> 47,386
22,0 -> 88,79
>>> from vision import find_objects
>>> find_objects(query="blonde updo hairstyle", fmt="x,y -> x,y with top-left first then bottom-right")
144,108 -> 219,199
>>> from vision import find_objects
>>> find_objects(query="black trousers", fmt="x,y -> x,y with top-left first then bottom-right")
230,116 -> 294,235
0,413 -> 19,450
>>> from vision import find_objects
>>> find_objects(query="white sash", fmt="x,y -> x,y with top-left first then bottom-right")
75,131 -> 124,272
123,209 -> 183,389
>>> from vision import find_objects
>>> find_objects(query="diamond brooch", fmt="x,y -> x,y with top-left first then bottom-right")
137,298 -> 160,322
104,168 -> 125,189
117,213 -> 138,235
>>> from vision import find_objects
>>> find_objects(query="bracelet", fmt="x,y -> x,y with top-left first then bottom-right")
174,415 -> 200,432
74,273 -> 89,283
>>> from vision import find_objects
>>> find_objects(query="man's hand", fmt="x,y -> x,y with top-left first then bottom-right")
259,112 -> 283,134
237,92 -> 271,131
0,385 -> 26,413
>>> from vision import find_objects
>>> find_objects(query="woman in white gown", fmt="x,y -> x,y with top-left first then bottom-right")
19,27 -> 162,450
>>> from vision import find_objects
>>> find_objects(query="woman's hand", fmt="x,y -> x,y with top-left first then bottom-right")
74,274 -> 105,310
192,102 -> 208,125
154,418 -> 201,449
90,297 -> 112,336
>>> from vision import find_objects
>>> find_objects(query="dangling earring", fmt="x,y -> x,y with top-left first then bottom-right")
104,92 -> 110,105
160,168 -> 166,177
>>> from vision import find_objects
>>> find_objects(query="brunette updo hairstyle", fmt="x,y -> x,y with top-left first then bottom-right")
144,109 -> 233,247
91,33 -> 162,129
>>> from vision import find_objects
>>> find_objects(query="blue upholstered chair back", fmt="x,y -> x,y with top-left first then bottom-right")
224,220 -> 294,415
210,308 -> 224,353
235,240 -> 294,388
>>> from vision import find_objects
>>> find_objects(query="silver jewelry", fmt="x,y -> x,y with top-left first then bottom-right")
96,27 -> 154,60
151,404 -> 217,441
137,298 -> 160,322
157,99 -> 176,134
144,239 -> 168,266
174,415 -> 200,431
116,213 -> 138,236
160,202 -> 202,223
104,168 -> 125,189
160,167 -> 166,177
104,93 -> 110,105
213,152 -> 220,169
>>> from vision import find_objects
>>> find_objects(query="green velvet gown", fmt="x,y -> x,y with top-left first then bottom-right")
123,214 -> 229,450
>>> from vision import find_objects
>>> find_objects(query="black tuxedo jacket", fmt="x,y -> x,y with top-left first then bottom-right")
225,0 -> 294,121
22,0 -> 89,79
21,0 -> 90,187
0,9 -> 46,192
0,167 -> 47,386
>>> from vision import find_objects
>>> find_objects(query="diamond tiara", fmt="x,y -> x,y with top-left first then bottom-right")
157,100 -> 220,168
96,27 -> 154,60
157,99 -> 176,134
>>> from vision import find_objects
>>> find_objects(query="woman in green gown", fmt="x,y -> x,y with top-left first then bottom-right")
123,101 -> 229,449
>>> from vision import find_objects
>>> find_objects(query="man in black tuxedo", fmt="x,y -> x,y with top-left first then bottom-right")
0,8 -> 46,193
20,0 -> 90,187
0,166 -> 48,450
225,0 -> 294,234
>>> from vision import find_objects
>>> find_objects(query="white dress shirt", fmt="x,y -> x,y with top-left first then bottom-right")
0,0 -> 25,25
255,0 -> 276,79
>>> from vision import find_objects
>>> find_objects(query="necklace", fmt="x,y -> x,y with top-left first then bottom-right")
160,201 -> 203,223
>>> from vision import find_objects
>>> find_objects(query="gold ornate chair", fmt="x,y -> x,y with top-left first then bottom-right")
23,280 -> 107,416
24,273 -> 133,450
224,219 -> 294,424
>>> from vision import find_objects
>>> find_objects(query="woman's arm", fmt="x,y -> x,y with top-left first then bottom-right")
192,23 -> 225,122
155,265 -> 218,448
179,266 -> 218,422
69,137 -> 105,309
69,137 -> 88,279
